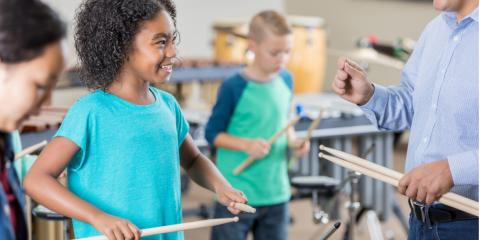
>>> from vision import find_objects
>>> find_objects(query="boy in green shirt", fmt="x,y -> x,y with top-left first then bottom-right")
206,10 -> 309,240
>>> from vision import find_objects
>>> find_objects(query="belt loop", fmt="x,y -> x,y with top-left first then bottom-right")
412,200 -> 427,224
424,204 -> 433,229
408,199 -> 414,213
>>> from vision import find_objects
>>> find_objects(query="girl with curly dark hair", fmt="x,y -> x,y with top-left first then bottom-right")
0,0 -> 65,239
24,1 -> 247,239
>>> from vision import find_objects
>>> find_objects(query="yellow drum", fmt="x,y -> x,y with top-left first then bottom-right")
212,20 -> 249,64
287,16 -> 327,93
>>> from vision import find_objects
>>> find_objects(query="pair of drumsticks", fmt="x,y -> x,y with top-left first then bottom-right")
319,145 -> 479,217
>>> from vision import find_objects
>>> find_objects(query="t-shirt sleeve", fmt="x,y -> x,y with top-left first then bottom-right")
279,69 -> 294,92
165,94 -> 190,145
204,80 -> 236,145
54,99 -> 91,170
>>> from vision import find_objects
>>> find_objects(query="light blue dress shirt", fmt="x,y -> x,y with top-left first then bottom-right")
360,8 -> 479,201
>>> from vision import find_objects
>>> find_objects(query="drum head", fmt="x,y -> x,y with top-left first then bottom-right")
32,205 -> 68,220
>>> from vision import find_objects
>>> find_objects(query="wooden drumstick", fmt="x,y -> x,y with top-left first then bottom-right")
319,145 -> 479,212
289,110 -> 324,167
76,217 -> 239,240
15,140 -> 47,160
318,151 -> 479,216
319,152 -> 398,186
234,202 -> 256,213
305,109 -> 324,140
319,145 -> 403,180
319,153 -> 478,216
319,145 -> 479,210
233,116 -> 301,175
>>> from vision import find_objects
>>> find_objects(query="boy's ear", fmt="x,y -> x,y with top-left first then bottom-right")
247,39 -> 257,53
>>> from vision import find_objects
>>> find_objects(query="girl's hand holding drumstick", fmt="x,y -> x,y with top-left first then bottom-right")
90,212 -> 141,240
214,183 -> 255,214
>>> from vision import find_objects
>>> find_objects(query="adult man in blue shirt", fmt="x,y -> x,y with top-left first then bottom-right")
332,0 -> 478,238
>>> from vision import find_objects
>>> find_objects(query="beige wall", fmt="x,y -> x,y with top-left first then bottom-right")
43,0 -> 284,67
285,0 -> 438,88
175,0 -> 284,58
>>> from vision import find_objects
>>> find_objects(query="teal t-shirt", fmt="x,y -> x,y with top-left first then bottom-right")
55,87 -> 189,239
205,71 -> 293,206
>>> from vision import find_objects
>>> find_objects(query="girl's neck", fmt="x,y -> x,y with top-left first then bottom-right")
106,71 -> 155,105
243,63 -> 277,82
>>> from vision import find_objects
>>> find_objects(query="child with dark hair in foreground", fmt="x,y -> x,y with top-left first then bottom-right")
24,1 -> 247,239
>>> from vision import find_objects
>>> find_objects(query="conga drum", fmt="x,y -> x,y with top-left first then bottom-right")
212,20 -> 249,64
286,16 -> 327,93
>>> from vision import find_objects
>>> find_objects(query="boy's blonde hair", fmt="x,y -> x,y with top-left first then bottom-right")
249,10 -> 292,42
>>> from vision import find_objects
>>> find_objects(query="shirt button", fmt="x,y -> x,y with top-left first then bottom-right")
423,137 -> 428,143
4,204 -> 10,216
441,69 -> 446,74
453,36 -> 460,42
432,103 -> 437,109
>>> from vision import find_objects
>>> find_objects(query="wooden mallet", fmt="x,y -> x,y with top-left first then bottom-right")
15,140 -> 47,160
76,217 -> 239,240
234,202 -> 256,213
289,109 -> 324,167
233,116 -> 301,175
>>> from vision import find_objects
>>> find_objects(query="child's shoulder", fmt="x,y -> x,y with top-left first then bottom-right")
71,91 -> 102,108
221,72 -> 248,90
66,90 -> 113,115
149,87 -> 181,111
278,69 -> 293,90
149,86 -> 175,102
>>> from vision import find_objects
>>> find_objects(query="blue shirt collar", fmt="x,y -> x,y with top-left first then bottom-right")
442,7 -> 478,28
470,7 -> 479,22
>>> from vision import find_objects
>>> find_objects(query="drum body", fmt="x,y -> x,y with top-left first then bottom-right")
287,16 -> 327,93
212,21 -> 248,64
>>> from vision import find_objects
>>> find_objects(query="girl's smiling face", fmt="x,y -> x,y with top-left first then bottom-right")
122,10 -> 178,85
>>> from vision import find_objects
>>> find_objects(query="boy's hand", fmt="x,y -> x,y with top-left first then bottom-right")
215,184 -> 248,215
244,139 -> 270,159
289,138 -> 310,157
90,212 -> 141,240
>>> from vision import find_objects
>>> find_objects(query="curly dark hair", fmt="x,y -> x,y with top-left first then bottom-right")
75,0 -> 177,90
0,0 -> 66,63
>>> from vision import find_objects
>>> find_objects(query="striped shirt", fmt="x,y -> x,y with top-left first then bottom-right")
360,8 -> 479,200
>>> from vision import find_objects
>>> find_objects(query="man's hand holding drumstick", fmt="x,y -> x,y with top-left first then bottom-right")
332,57 -> 457,205
398,160 -> 454,205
